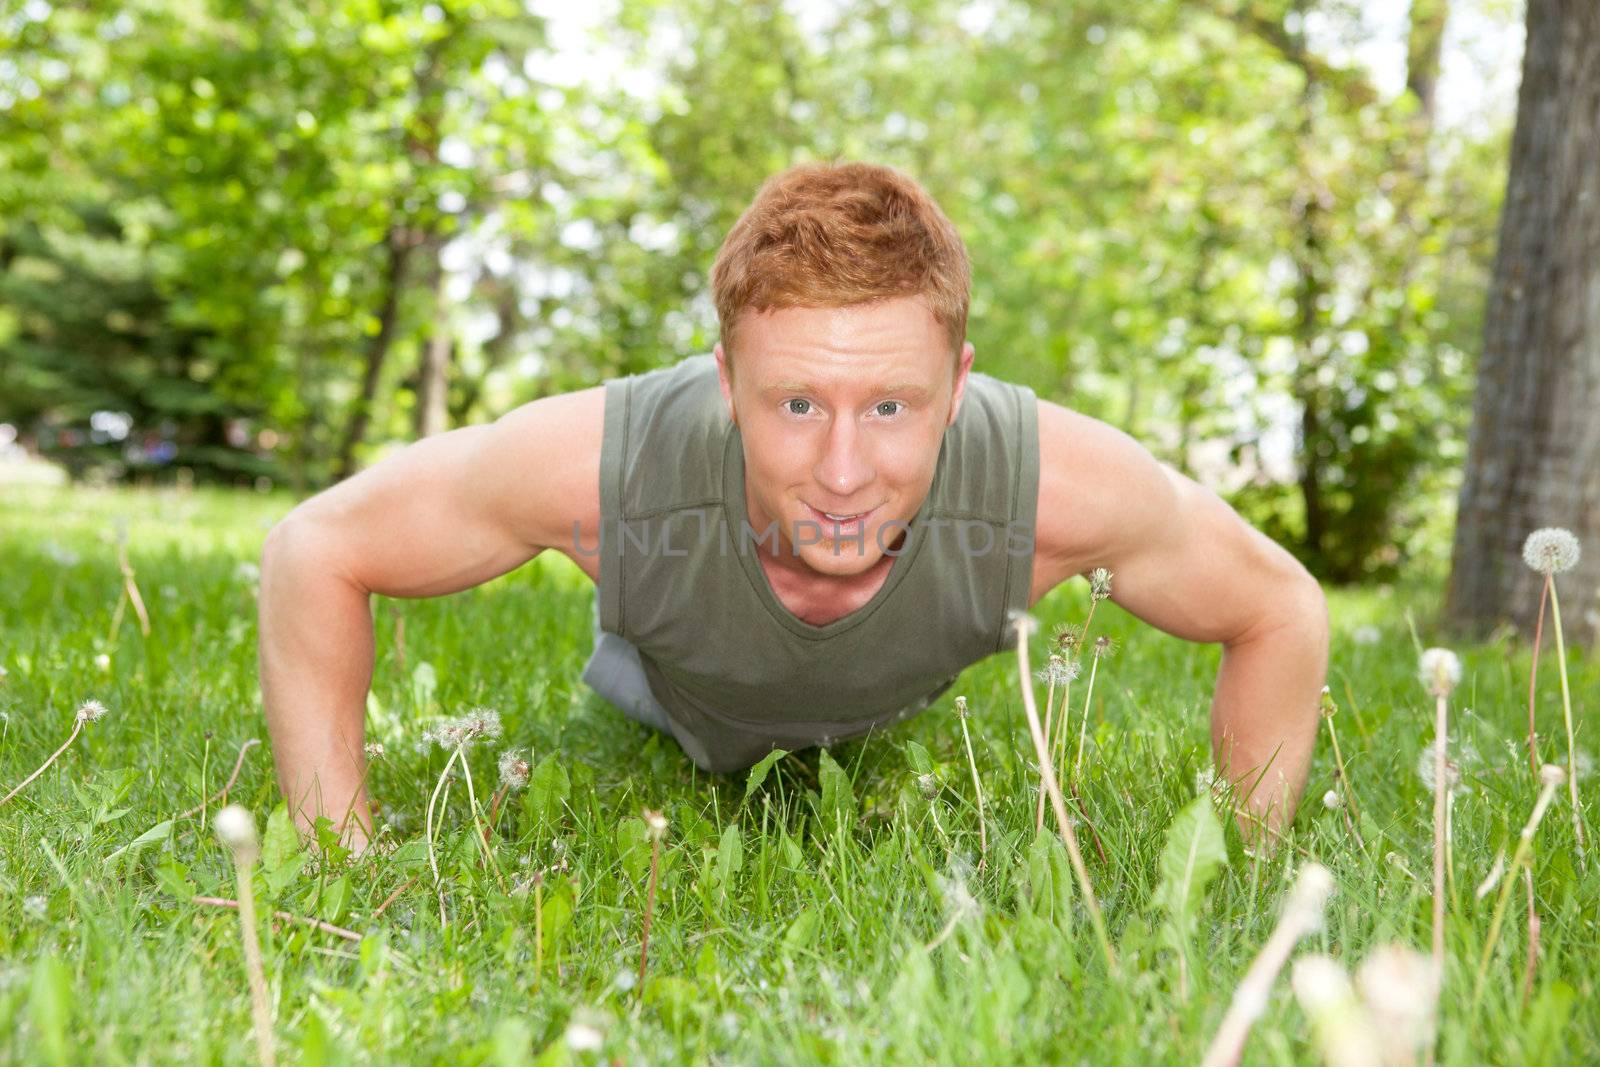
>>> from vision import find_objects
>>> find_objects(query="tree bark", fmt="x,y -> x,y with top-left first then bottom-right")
1405,0 -> 1449,127
414,240 -> 453,440
334,227 -> 414,481
1447,0 -> 1600,643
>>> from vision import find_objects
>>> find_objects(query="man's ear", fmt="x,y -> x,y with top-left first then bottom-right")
946,341 -> 976,427
714,341 -> 737,424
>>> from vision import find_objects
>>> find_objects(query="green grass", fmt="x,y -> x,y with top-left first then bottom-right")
0,483 -> 1595,1065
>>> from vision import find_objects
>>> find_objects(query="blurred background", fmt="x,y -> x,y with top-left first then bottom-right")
3,0 -> 1593,634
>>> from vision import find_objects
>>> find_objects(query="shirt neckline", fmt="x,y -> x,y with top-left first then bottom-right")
721,423 -> 941,642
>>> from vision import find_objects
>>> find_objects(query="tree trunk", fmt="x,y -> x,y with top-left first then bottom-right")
335,227 -> 413,481
415,241 -> 453,439
1446,0 -> 1600,643
1405,0 -> 1449,127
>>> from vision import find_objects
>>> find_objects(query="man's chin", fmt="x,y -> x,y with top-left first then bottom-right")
797,538 -> 885,576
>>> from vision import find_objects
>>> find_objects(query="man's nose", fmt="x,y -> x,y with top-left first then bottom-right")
813,416 -> 875,500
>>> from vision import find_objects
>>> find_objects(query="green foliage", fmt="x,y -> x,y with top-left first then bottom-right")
1,0 -> 1514,577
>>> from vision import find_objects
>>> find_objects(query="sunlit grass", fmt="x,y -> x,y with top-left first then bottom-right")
1,483 -> 1595,1064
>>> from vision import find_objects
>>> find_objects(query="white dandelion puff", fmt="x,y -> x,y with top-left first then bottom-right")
1352,624 -> 1381,646
498,750 -> 531,790
1088,567 -> 1114,601
363,742 -> 386,761
1322,790 -> 1342,811
213,804 -> 260,860
1355,945 -> 1439,1059
76,699 -> 109,724
1418,648 -> 1461,698
1521,527 -> 1580,575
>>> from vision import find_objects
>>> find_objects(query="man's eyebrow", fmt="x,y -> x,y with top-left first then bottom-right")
761,381 -> 933,400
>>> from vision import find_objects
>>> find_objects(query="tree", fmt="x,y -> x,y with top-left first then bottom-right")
1447,0 -> 1600,642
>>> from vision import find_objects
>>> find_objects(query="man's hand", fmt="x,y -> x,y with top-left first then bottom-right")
1032,399 -> 1329,842
258,387 -> 603,848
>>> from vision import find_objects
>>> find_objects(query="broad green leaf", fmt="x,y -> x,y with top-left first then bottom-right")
743,748 -> 789,803
1149,792 -> 1228,986
524,755 -> 570,833
260,803 -> 306,895
714,822 -> 743,895
816,749 -> 855,827
904,740 -> 934,776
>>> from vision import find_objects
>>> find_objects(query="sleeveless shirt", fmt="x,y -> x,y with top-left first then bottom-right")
594,353 -> 1039,773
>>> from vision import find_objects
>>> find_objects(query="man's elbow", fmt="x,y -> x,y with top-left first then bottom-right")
261,511 -> 359,595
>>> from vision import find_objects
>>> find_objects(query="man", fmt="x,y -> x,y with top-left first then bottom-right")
259,161 -> 1327,851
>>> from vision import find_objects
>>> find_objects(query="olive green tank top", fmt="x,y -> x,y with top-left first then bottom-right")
595,353 -> 1039,773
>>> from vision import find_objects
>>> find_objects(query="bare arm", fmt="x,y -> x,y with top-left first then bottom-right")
1032,399 -> 1329,843
258,387 -> 603,846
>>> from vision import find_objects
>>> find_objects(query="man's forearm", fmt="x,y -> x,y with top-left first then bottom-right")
258,518 -> 375,845
1210,589 -> 1329,843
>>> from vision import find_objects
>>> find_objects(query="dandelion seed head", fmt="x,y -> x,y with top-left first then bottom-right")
1290,955 -> 1352,1013
1088,567 -> 1114,601
76,699 -> 109,724
916,772 -> 940,800
1322,789 -> 1342,810
954,695 -> 969,717
1539,763 -> 1565,788
213,804 -> 259,860
1415,739 -> 1471,794
93,653 -> 111,672
1007,609 -> 1038,638
1356,945 -> 1438,1054
1052,623 -> 1084,653
1318,686 -> 1337,719
363,742 -> 386,761
1092,636 -> 1116,659
1418,648 -> 1461,697
460,707 -> 503,742
565,1017 -> 606,1052
643,807 -> 669,840
1352,624 -> 1381,646
498,749 -> 531,790
1521,527 -> 1580,575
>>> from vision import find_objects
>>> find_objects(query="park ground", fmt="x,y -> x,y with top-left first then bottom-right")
0,483 -> 1595,1064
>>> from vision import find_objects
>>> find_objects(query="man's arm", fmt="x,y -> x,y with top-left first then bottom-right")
1032,399 -> 1329,842
258,387 -> 604,847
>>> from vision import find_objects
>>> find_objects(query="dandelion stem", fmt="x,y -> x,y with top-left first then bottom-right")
454,744 -> 508,893
534,870 -> 545,993
957,711 -> 988,867
1521,868 -> 1540,1008
1547,582 -> 1586,864
638,833 -> 662,988
425,746 -> 461,888
1072,653 -> 1103,787
118,542 -> 151,637
1526,575 -> 1550,776
1012,614 -> 1117,974
194,895 -> 363,943
228,860 -> 277,1067
371,875 -> 420,922
1200,864 -> 1333,1067
178,739 -> 261,820
0,718 -> 84,808
1473,770 -> 1562,1004
1035,676 -> 1058,833
1431,690 -> 1449,981
1323,716 -> 1363,830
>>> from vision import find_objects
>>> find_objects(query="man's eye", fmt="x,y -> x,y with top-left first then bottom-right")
785,398 -> 811,416
876,401 -> 902,417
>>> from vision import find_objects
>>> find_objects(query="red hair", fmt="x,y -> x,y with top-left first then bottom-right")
711,161 -> 971,360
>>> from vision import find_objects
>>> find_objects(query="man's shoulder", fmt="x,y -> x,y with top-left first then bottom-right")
1031,397 -> 1178,593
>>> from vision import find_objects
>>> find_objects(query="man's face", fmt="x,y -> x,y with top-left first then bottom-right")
714,296 -> 974,578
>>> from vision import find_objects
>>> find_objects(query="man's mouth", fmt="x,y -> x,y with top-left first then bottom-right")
803,502 -> 878,537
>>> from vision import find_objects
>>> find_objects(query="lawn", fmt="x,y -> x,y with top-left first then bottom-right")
1,483 -> 1594,1065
